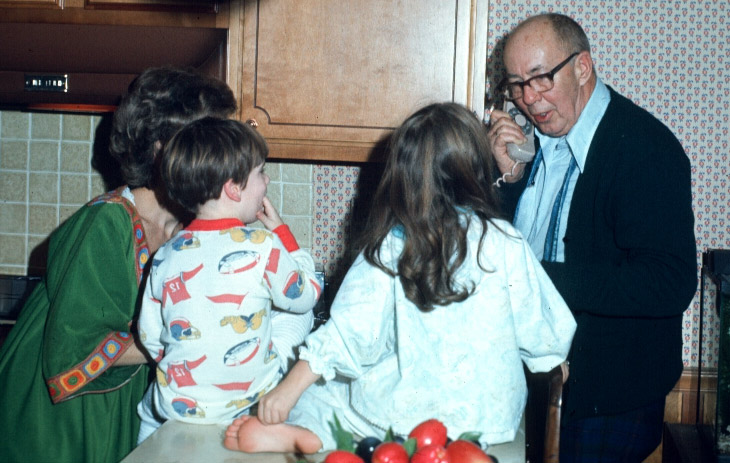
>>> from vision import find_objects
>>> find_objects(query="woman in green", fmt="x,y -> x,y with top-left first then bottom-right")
0,67 -> 236,463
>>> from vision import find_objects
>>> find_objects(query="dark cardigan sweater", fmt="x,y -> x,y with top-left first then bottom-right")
500,87 -> 697,421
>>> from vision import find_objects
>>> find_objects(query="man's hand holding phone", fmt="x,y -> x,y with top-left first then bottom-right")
486,101 -> 535,185
504,101 -> 536,162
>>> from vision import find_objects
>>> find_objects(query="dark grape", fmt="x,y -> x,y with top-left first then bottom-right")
355,436 -> 382,463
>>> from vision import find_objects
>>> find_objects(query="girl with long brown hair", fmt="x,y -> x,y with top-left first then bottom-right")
222,102 -> 575,453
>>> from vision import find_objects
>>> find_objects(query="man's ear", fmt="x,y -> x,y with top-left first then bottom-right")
575,50 -> 594,86
223,179 -> 242,202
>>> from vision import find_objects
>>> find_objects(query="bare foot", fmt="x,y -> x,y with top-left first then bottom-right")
223,415 -> 322,454
224,416 -> 253,448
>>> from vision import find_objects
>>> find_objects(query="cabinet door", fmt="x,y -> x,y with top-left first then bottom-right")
229,0 -> 488,162
85,0 -> 218,13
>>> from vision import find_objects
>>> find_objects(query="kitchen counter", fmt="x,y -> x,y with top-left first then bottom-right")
122,417 -> 525,463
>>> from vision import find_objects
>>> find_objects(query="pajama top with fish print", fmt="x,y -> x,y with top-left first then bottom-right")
138,218 -> 320,424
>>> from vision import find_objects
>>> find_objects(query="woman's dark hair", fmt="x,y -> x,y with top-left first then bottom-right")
109,67 -> 237,189
161,117 -> 268,214
361,102 -> 502,312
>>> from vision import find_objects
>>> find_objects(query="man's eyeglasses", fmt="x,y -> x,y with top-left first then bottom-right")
498,52 -> 580,100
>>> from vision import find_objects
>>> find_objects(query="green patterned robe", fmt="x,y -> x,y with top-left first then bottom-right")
0,188 -> 152,463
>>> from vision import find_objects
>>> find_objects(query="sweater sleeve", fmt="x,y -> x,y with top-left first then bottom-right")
42,201 -> 144,401
270,308 -> 314,368
137,259 -> 165,363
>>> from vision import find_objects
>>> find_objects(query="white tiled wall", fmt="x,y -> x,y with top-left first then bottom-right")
0,110 -> 314,275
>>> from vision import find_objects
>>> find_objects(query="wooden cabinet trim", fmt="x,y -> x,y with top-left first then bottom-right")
0,0 -> 228,27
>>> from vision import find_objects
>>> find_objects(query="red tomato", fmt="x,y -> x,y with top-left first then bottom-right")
324,450 -> 366,463
445,440 -> 495,463
408,419 -> 448,449
371,442 -> 409,463
411,444 -> 450,463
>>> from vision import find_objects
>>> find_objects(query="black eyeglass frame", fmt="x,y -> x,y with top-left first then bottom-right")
498,52 -> 581,100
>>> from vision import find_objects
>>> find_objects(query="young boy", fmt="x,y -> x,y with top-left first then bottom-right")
136,117 -> 321,443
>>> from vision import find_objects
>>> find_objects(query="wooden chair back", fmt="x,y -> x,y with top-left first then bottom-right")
524,365 -> 564,463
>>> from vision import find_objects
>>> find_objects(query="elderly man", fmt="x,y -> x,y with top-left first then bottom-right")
487,13 -> 697,462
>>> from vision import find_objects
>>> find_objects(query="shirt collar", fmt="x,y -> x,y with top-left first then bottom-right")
186,218 -> 245,231
536,78 -> 611,172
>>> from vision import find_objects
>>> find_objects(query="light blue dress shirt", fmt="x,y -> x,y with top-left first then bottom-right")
514,78 -> 611,261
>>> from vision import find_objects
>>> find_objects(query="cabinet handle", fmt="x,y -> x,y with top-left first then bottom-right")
245,119 -> 259,129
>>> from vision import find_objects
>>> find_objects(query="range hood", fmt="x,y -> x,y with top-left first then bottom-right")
0,23 -> 228,113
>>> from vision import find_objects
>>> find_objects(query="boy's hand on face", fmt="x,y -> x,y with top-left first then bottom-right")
256,196 -> 285,231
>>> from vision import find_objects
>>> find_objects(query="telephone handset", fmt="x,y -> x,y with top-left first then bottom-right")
504,100 -> 536,163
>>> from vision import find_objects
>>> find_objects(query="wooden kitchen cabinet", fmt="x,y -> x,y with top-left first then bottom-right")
0,0 -> 226,28
227,0 -> 489,162
0,0 -> 229,108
